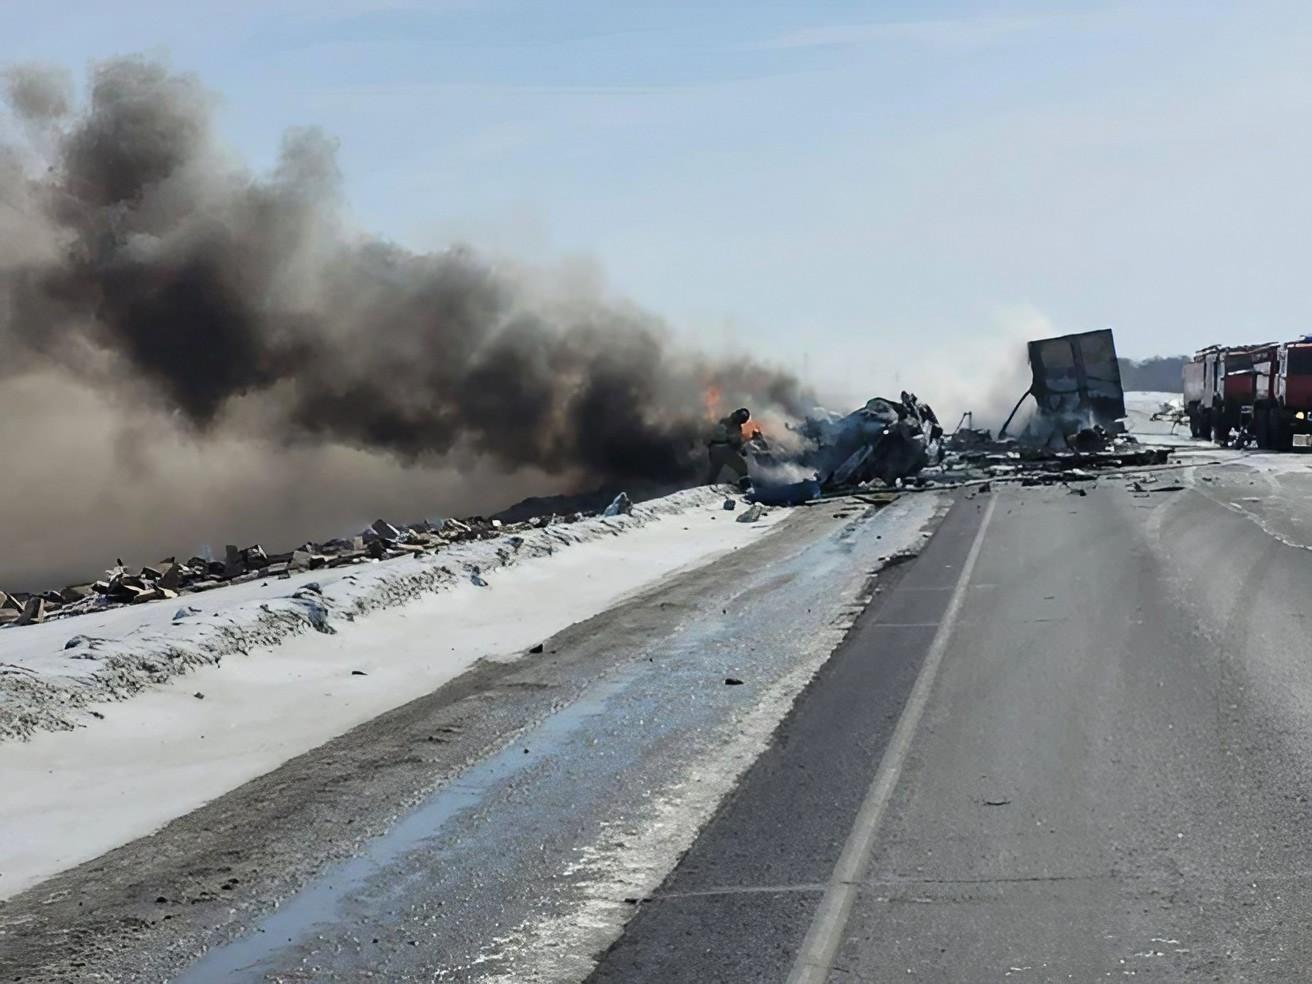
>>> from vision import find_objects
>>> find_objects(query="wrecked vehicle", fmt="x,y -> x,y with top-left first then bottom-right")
822,396 -> 939,488
733,329 -> 1178,510
1000,328 -> 1127,447
770,392 -> 942,495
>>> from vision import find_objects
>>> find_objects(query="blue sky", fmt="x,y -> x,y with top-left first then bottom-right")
7,0 -> 1312,405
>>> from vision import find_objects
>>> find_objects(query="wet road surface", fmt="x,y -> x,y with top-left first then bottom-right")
591,456 -> 1312,982
170,495 -> 934,984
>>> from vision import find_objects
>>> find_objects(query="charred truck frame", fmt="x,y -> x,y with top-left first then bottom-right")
1184,338 -> 1312,449
999,328 -> 1126,444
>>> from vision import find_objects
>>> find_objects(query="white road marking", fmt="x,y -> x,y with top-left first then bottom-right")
785,495 -> 997,984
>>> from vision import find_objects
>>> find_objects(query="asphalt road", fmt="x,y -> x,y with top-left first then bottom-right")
591,455 -> 1312,982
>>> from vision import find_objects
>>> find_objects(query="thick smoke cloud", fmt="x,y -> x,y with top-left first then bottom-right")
0,57 -> 807,587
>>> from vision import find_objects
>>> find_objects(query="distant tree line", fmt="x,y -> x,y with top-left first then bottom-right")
1118,355 -> 1186,393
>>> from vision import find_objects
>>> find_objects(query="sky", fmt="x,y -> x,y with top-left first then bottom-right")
6,0 -> 1312,408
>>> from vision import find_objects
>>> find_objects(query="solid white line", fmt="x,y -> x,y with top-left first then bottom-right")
785,495 -> 997,984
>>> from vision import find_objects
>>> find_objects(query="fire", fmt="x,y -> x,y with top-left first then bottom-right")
703,384 -> 722,421
703,383 -> 774,441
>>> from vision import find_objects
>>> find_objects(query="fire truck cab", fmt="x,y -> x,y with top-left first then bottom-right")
1183,345 -> 1228,440
1263,338 -> 1312,449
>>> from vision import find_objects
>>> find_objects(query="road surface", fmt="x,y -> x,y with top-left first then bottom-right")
592,452 -> 1312,982
9,447 -> 1312,982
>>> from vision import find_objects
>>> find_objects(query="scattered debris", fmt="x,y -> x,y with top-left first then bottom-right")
351,670 -> 368,676
1066,425 -> 1111,453
722,497 -> 737,511
528,643 -> 544,654
742,346 -> 1173,515
15,597 -> 44,626
1150,397 -> 1187,429
749,478 -> 821,507
0,493 -> 635,631
602,492 -> 634,517
736,503 -> 767,524
944,409 -> 989,445
158,564 -> 182,591
724,677 -> 744,686
224,544 -> 244,579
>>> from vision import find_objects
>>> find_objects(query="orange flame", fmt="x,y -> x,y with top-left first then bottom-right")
703,384 -> 722,421
703,383 -> 770,441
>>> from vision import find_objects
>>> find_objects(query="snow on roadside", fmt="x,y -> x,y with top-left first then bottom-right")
1123,390 -> 1191,443
0,487 -> 774,742
0,487 -> 791,899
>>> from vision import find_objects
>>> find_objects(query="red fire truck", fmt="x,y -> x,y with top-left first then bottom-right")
1184,338 -> 1312,449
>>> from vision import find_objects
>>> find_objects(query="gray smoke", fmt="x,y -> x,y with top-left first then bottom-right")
0,57 -> 808,588
3,64 -> 71,124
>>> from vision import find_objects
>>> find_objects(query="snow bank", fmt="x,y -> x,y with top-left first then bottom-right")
1122,390 -> 1198,447
0,487 -> 796,897
1124,390 -> 1183,414
0,487 -> 771,742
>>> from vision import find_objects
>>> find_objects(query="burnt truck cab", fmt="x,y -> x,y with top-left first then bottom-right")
1184,345 -> 1237,440
1185,345 -> 1228,439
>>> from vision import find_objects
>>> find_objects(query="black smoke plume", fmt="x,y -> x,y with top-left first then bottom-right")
0,57 -> 809,587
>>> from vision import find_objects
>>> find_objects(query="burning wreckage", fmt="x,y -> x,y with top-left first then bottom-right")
737,327 -> 1172,506
0,329 -> 1169,632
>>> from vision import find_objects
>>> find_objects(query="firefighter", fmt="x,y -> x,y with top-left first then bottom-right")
706,407 -> 753,490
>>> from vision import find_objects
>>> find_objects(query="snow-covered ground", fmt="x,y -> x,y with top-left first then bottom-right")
0,488 -> 778,741
0,487 -> 788,899
1123,390 -> 1193,444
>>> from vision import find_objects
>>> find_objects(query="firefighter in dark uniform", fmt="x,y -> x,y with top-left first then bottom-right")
706,407 -> 753,490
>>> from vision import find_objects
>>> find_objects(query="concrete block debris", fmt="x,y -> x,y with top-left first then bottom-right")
0,488 -> 665,631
